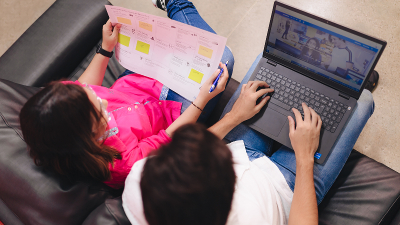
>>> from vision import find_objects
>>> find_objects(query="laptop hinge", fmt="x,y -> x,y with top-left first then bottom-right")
267,60 -> 277,67
339,92 -> 350,100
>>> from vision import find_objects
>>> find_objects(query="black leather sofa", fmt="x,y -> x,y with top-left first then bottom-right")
0,0 -> 399,224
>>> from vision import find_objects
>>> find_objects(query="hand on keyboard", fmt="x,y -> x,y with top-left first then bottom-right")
288,103 -> 322,163
229,81 -> 274,123
256,86 -> 274,104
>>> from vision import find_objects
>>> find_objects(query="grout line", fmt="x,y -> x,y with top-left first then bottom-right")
226,0 -> 260,39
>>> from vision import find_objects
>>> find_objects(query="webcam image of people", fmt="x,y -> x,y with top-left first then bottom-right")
268,12 -> 378,88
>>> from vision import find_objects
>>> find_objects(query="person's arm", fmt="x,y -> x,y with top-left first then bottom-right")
287,103 -> 322,225
165,62 -> 229,136
78,20 -> 122,85
208,81 -> 274,139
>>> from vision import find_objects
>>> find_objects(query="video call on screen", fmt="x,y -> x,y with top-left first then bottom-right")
266,5 -> 383,92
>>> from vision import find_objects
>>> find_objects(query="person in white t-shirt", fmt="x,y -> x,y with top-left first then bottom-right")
322,34 -> 353,73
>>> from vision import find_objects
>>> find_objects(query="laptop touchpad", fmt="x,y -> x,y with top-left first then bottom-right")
253,108 -> 287,137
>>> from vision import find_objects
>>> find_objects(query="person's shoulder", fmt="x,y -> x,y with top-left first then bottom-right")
122,158 -> 148,225
125,158 -> 148,185
227,141 -> 250,169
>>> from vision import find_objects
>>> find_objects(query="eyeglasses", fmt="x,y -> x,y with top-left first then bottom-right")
84,84 -> 111,122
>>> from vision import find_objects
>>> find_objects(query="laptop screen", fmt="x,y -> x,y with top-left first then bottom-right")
265,5 -> 383,92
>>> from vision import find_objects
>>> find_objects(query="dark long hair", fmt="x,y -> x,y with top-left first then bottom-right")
140,124 -> 236,225
19,82 -> 121,181
300,37 -> 321,63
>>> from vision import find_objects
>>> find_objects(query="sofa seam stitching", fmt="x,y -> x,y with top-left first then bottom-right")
0,112 -> 24,141
0,196 -> 24,224
105,201 -> 121,225
378,193 -> 400,224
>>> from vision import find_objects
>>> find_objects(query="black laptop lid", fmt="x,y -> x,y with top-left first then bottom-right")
263,1 -> 386,99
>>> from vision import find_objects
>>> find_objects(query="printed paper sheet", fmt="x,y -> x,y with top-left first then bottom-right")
105,6 -> 227,101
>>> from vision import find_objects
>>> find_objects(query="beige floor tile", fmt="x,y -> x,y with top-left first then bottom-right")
0,0 -> 55,57
225,0 -> 273,81
189,0 -> 258,37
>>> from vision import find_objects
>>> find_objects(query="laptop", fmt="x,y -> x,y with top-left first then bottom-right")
245,1 -> 386,164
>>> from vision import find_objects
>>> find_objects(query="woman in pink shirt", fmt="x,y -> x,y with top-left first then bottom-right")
19,20 -> 232,189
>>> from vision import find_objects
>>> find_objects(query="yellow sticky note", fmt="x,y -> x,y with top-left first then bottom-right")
188,69 -> 204,84
139,21 -> 153,32
117,17 -> 132,25
136,40 -> 150,54
118,33 -> 131,47
198,45 -> 213,59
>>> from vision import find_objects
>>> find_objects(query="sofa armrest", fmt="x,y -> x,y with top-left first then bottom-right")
390,209 -> 400,225
0,0 -> 110,87
319,150 -> 400,225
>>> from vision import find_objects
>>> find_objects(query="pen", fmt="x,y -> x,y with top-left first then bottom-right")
209,60 -> 229,93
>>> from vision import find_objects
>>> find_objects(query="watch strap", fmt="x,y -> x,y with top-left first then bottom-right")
96,43 -> 113,58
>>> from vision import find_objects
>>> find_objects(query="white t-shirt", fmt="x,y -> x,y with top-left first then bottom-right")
122,140 -> 293,225
327,47 -> 351,72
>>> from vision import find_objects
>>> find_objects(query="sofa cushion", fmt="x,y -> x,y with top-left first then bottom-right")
319,150 -> 400,225
82,197 -> 131,225
0,79 -> 120,225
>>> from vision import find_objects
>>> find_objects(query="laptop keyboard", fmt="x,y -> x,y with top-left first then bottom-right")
254,67 -> 349,133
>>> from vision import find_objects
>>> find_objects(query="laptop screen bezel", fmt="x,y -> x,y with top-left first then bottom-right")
263,1 -> 387,99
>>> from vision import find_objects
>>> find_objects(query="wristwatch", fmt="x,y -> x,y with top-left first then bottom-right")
96,43 -> 113,58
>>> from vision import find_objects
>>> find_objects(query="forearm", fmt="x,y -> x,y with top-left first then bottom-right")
165,98 -> 207,136
208,113 -> 241,139
288,160 -> 318,225
78,53 -> 110,86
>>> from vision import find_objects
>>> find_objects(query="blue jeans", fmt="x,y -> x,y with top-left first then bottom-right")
118,0 -> 234,123
221,53 -> 375,204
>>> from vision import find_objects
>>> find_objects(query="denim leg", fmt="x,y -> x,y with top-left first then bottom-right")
270,90 -> 375,204
222,53 -> 275,158
164,0 -> 234,123
166,0 -> 216,34
118,69 -> 136,79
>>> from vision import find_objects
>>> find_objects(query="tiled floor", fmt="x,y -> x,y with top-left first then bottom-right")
1,0 -> 400,172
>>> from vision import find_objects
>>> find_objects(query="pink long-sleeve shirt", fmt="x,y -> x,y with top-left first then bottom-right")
63,74 -> 182,189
